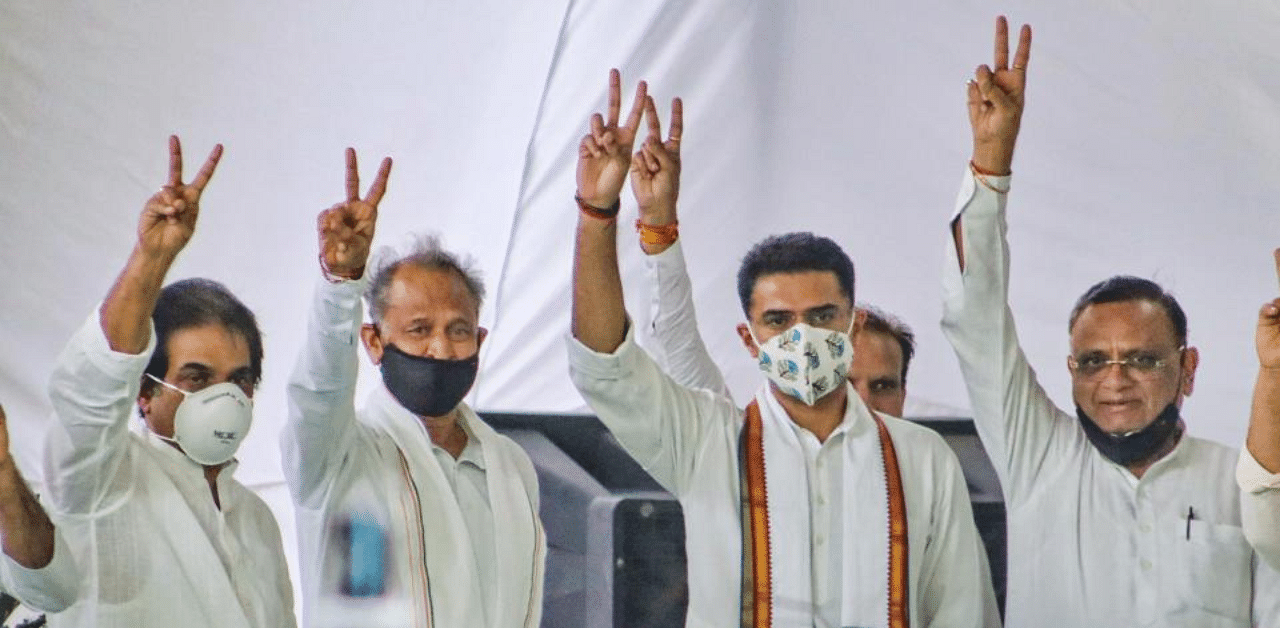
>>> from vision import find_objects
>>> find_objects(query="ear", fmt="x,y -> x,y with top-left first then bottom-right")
737,323 -> 760,359
360,324 -> 385,365
1180,346 -> 1200,397
477,327 -> 488,349
137,376 -> 156,417
849,306 -> 867,340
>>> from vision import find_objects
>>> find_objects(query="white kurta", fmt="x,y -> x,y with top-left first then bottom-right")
940,168 -> 1280,627
282,277 -> 544,628
568,327 -> 996,628
0,527 -> 79,613
42,312 -> 296,628
1238,447 -> 1280,569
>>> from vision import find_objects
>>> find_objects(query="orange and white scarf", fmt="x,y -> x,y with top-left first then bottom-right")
739,397 -> 909,628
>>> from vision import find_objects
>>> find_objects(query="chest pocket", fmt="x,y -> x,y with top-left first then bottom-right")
1167,517 -> 1253,625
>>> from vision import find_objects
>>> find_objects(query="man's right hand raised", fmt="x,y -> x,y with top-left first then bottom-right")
317,148 -> 392,280
138,135 -> 223,260
967,16 -> 1032,176
576,69 -> 647,210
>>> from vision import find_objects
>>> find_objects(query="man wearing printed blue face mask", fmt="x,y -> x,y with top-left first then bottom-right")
282,149 -> 544,628
567,70 -> 997,628
42,136 -> 296,627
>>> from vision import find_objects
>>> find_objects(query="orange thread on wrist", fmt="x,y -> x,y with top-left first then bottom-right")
969,161 -> 1010,194
636,219 -> 679,247
576,194 -> 620,221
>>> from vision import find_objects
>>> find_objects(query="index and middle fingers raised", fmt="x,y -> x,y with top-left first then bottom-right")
167,134 -> 224,194
992,15 -> 1033,73
603,68 -> 648,133
344,147 -> 394,206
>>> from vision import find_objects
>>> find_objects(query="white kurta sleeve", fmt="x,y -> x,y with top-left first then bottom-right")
639,240 -> 733,398
0,527 -> 78,613
914,432 -> 1002,628
44,309 -> 155,516
940,168 -> 1075,503
1238,447 -> 1280,569
281,276 -> 365,509
567,325 -> 732,495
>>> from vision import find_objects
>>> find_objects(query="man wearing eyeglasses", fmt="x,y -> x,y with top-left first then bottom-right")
941,16 -> 1279,627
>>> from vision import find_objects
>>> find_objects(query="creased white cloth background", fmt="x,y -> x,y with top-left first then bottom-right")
3,0 -> 1278,618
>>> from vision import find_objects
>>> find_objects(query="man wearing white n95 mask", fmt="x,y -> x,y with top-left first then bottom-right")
282,149 -> 544,628
41,136 -> 295,627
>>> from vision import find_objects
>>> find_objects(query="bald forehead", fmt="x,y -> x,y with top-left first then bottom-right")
388,264 -> 480,317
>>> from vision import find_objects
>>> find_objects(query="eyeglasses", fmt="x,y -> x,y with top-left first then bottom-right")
1068,347 -> 1185,380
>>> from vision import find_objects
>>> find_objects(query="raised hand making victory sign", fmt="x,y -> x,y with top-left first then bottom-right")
137,135 -> 223,260
317,148 -> 392,280
631,94 -> 683,254
967,15 -> 1031,176
576,68 -> 648,211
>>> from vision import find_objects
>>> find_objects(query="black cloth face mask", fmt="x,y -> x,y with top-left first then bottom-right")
1076,401 -> 1182,467
379,343 -> 479,417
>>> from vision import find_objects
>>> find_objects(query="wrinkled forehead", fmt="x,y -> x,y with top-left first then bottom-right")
385,264 -> 481,322
1069,299 -> 1180,352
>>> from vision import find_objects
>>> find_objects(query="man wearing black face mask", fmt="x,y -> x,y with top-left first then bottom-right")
281,149 -> 544,628
941,17 -> 1280,627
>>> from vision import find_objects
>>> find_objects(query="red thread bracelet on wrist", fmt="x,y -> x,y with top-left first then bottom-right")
576,194 -> 621,220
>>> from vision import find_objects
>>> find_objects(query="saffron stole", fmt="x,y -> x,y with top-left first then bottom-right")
739,401 -> 910,628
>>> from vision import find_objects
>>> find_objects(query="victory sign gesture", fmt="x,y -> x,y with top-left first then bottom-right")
968,16 -> 1032,175
138,135 -> 223,259
577,69 -> 648,210
631,95 -> 683,227
317,148 -> 392,279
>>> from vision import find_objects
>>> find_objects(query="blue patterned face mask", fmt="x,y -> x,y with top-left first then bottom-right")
750,322 -> 854,406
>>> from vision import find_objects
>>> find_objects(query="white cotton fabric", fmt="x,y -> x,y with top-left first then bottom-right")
42,311 -> 296,628
282,276 -> 544,628
568,326 -> 996,628
1237,447 -> 1280,569
0,527 -> 79,613
941,168 -> 1280,627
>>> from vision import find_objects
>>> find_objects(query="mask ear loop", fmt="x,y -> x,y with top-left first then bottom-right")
140,373 -> 188,447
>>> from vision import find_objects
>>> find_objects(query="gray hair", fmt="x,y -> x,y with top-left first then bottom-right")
364,233 -> 486,326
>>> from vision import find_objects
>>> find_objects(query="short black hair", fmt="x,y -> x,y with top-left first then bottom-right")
736,232 -> 856,316
143,278 -> 264,394
1068,275 -> 1188,346
859,303 -> 916,384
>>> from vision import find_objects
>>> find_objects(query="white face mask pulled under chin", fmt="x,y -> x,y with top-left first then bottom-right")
145,374 -> 253,466
750,321 -> 855,406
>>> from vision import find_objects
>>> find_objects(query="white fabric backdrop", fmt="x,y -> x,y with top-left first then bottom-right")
3,0 -> 1278,616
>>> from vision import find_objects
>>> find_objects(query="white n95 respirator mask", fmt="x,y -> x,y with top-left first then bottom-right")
751,322 -> 854,406
146,374 -> 253,466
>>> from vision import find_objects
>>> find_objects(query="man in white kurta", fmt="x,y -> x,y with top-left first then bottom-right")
569,70 -> 995,628
0,403 -> 79,614
570,328 -> 996,628
1238,269 -> 1280,569
44,316 -> 296,627
282,150 -> 543,628
40,136 -> 295,627
941,21 -> 1280,625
